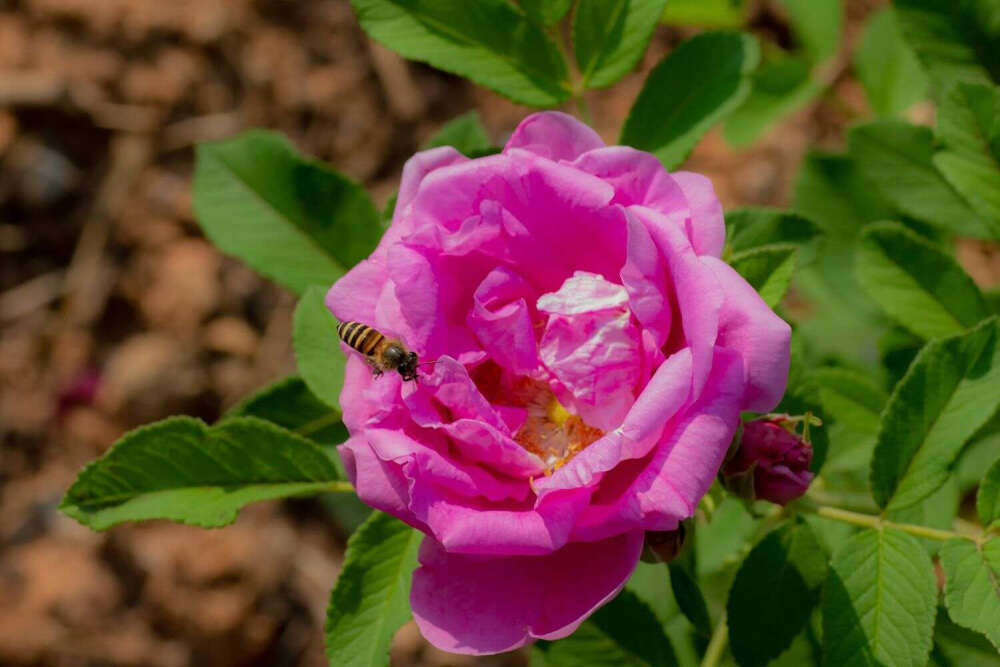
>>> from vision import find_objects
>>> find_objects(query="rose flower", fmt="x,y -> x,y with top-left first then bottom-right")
326,112 -> 790,654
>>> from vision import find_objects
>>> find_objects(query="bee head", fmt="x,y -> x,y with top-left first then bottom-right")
397,351 -> 419,382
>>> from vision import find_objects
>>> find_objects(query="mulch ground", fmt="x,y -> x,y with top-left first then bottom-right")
5,1 -> 995,665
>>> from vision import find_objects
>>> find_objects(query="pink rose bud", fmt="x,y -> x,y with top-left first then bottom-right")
722,416 -> 814,505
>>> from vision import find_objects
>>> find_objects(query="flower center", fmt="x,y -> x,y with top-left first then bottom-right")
512,381 -> 604,474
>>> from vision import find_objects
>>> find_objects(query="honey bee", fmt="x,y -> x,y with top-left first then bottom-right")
336,321 -> 419,382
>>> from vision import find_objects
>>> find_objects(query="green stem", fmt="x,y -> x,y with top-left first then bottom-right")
810,505 -> 976,542
700,611 -> 728,667
321,481 -> 356,493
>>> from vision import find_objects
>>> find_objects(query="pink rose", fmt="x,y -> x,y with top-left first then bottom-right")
722,417 -> 815,506
326,112 -> 790,654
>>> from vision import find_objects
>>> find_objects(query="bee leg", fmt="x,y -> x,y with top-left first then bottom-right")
365,357 -> 383,379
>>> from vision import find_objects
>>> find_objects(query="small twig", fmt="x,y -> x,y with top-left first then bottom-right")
700,611 -> 728,667
0,270 -> 64,322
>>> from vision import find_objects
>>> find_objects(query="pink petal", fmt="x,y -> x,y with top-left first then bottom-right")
630,206 -> 722,399
672,171 -> 726,258
703,257 -> 791,412
569,346 -> 745,541
396,146 -> 468,216
504,111 -> 605,162
532,348 -> 693,497
411,531 -> 643,655
338,436 -> 426,531
467,267 -> 541,376
537,272 -> 643,430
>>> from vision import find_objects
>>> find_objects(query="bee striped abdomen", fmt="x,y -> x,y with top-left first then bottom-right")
337,321 -> 385,357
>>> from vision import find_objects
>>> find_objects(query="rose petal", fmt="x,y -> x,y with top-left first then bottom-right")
338,436 -> 426,531
505,111 -> 605,162
467,267 -> 541,375
672,171 -> 725,258
568,346 -> 745,541
703,256 -> 791,412
411,530 -> 643,655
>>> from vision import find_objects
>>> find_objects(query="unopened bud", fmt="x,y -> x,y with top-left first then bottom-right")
641,523 -> 686,563
721,415 -> 815,505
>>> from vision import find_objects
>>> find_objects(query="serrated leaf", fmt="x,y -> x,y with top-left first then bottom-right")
934,608 -> 1000,667
777,0 -> 842,64
888,476 -> 960,556
792,152 -> 895,240
812,367 -> 887,435
667,563 -> 711,637
822,528 -> 937,667
871,317 -> 1000,511
621,32 -> 759,169
723,56 -> 824,147
724,207 -> 821,253
572,0 -> 669,89
852,7 -> 929,116
60,417 -> 345,530
848,121 -> 993,239
855,221 -> 989,340
227,375 -> 346,446
533,589 -> 677,667
423,111 -> 493,156
350,0 -> 570,107
933,83 -> 1000,235
520,0 -> 571,25
894,0 -> 999,99
325,511 -> 422,667
294,285 -> 347,410
979,457 -> 1000,528
940,539 -> 1000,651
729,243 -> 798,308
728,519 -> 828,667
194,131 -> 380,294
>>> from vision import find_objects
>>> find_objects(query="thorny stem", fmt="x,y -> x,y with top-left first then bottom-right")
700,611 -> 728,667
806,504 -> 982,543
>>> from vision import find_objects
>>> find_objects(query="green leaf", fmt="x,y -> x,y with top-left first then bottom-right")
668,563 -> 712,637
520,0 -> 571,25
979,457 -> 1000,528
724,207 -> 821,253
777,0 -> 842,64
294,285 -> 347,410
533,589 -> 677,667
723,56 -> 824,147
573,0 -> 669,89
888,476 -> 960,555
423,111 -> 493,156
855,221 -> 989,340
848,121 -> 993,238
940,538 -> 1000,651
60,416 -> 345,530
729,243 -> 798,308
728,519 -> 828,667
621,32 -> 759,169
933,82 -> 1000,234
325,511 -> 422,667
792,152 -> 895,240
934,608 -> 1000,667
871,317 -> 1000,510
822,528 -> 938,667
812,367 -> 887,435
194,131 -> 380,294
661,0 -> 747,29
894,0 -> 999,99
350,0 -> 570,107
227,375 -> 346,446
852,8 -> 929,116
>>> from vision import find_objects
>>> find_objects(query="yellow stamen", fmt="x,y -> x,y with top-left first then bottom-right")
513,383 -> 603,475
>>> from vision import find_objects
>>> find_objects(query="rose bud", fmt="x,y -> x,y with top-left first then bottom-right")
722,416 -> 814,505
641,523 -> 687,563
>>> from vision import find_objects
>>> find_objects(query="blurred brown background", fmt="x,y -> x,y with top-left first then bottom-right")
2,1 -> 996,666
